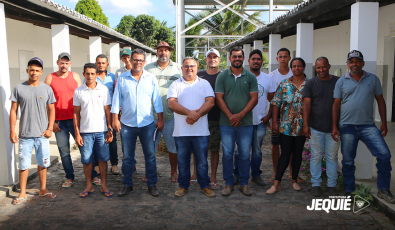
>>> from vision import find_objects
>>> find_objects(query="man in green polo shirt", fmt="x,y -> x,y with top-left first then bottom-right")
145,41 -> 182,183
215,47 -> 258,196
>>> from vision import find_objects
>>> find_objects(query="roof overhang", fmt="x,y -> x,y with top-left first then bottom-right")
173,0 -> 304,5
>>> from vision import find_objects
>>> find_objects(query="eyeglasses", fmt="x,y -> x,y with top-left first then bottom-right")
132,59 -> 145,63
183,65 -> 197,69
232,55 -> 243,59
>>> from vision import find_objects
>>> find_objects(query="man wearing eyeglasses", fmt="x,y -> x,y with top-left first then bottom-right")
145,41 -> 182,183
215,47 -> 258,196
168,57 -> 215,197
111,49 -> 164,197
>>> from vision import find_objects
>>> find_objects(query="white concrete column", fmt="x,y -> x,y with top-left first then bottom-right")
243,44 -> 251,68
269,34 -> 281,72
51,24 -> 70,72
177,0 -> 185,63
152,55 -> 157,63
146,53 -> 152,64
109,43 -> 120,74
296,23 -> 314,78
269,0 -> 274,23
227,51 -> 231,68
89,36 -> 102,63
253,40 -> 263,51
349,2 -> 379,180
0,3 -> 16,186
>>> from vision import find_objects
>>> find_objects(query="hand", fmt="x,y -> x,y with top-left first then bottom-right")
187,110 -> 200,122
261,114 -> 270,125
229,113 -> 243,127
105,130 -> 113,143
75,134 -> 84,146
53,123 -> 61,132
331,128 -> 340,142
42,129 -> 52,138
303,125 -> 311,139
113,119 -> 121,133
381,123 -> 388,137
156,120 -> 164,131
272,122 -> 279,135
10,131 -> 19,143
185,117 -> 197,125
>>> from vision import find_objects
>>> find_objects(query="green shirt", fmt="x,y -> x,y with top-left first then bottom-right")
145,60 -> 182,121
215,67 -> 258,126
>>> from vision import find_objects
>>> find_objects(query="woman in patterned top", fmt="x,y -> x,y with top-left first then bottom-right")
266,57 -> 308,194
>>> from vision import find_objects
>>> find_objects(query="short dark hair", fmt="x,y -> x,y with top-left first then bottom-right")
132,48 -> 146,60
83,63 -> 98,73
249,49 -> 263,59
277,48 -> 291,56
290,57 -> 306,68
315,56 -> 330,65
96,54 -> 108,63
230,47 -> 244,57
182,57 -> 198,65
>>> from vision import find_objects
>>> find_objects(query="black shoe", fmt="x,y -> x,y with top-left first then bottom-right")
234,176 -> 239,185
378,189 -> 395,204
148,185 -> 159,197
251,176 -> 265,186
118,186 -> 134,197
327,187 -> 337,196
311,186 -> 321,197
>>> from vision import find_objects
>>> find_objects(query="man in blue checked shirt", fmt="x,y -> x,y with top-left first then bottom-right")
111,49 -> 164,197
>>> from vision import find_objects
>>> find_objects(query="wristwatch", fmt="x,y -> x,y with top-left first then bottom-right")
108,128 -> 113,132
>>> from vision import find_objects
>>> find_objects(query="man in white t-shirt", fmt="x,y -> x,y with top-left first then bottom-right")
234,50 -> 276,186
167,57 -> 216,198
73,63 -> 114,198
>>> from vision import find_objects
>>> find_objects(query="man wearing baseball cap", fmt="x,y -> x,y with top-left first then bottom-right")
115,48 -> 132,84
44,52 -> 101,188
145,41 -> 182,183
10,57 -> 57,204
332,50 -> 394,203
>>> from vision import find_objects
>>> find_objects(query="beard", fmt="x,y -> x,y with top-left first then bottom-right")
250,66 -> 260,71
231,62 -> 243,69
158,56 -> 169,63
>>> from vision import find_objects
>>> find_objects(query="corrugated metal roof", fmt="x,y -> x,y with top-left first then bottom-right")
173,0 -> 304,5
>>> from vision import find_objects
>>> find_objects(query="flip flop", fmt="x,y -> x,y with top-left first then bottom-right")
79,191 -> 93,198
62,181 -> 74,188
93,179 -> 102,186
101,191 -> 114,198
39,192 -> 56,198
210,182 -> 222,190
190,180 -> 197,185
12,197 -> 27,205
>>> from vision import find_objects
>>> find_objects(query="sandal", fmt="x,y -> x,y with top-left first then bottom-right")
93,179 -> 102,186
190,179 -> 197,185
210,182 -> 222,190
101,191 -> 114,198
39,192 -> 56,198
266,185 -> 281,194
79,191 -> 93,198
62,181 -> 74,188
12,197 -> 27,205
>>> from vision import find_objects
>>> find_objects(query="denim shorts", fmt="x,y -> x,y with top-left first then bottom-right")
154,118 -> 177,154
18,136 -> 51,170
79,132 -> 110,165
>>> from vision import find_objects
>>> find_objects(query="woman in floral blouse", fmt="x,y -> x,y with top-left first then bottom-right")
266,57 -> 308,194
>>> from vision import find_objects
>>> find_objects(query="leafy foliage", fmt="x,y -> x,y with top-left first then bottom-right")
352,183 -> 373,203
75,0 -> 109,26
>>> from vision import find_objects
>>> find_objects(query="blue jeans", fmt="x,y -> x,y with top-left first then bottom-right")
234,124 -> 266,178
220,125 -> 253,186
18,136 -> 50,170
340,124 -> 391,191
120,122 -> 157,187
54,119 -> 98,180
310,127 -> 340,187
174,136 -> 210,189
79,132 -> 110,165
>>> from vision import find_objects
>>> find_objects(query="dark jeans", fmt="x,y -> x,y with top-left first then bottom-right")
275,134 -> 306,181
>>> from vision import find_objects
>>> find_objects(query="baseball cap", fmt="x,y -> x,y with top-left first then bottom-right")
206,48 -> 220,58
347,50 -> 364,61
58,52 -> 71,61
120,48 -> 132,59
27,57 -> 43,68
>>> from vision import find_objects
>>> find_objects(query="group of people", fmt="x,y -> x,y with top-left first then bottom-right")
9,40 -> 395,205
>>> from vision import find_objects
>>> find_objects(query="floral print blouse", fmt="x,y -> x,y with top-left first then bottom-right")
271,77 -> 308,136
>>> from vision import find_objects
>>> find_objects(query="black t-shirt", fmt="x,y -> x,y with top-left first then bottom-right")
197,70 -> 221,121
303,75 -> 339,133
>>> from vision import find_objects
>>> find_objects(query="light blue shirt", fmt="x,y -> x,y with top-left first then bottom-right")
83,71 -> 115,102
111,69 -> 163,128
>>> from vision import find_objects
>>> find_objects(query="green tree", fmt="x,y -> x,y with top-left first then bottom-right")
115,15 -> 135,37
75,0 -> 109,26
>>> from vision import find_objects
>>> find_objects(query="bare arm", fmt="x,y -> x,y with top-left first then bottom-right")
167,98 -> 200,121
42,103 -> 55,138
262,92 -> 275,125
73,72 -> 82,87
215,93 -> 232,119
9,102 -> 19,143
197,97 -> 215,117
44,74 -> 52,86
104,105 -> 113,143
375,94 -> 388,137
331,98 -> 341,141
272,105 -> 280,134
73,106 -> 83,146
302,97 -> 312,138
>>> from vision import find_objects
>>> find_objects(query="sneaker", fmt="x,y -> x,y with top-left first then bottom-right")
239,185 -> 252,196
201,187 -> 216,197
251,176 -> 265,186
234,176 -> 239,185
327,187 -> 337,196
311,186 -> 321,197
221,185 -> 234,196
174,188 -> 188,197
378,190 -> 395,204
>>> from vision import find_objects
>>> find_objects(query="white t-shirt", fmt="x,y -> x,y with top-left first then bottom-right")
167,77 -> 215,137
270,68 -> 293,89
73,83 -> 111,133
252,72 -> 277,125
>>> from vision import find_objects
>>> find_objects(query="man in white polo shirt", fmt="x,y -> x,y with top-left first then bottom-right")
167,57 -> 215,197
73,63 -> 114,198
